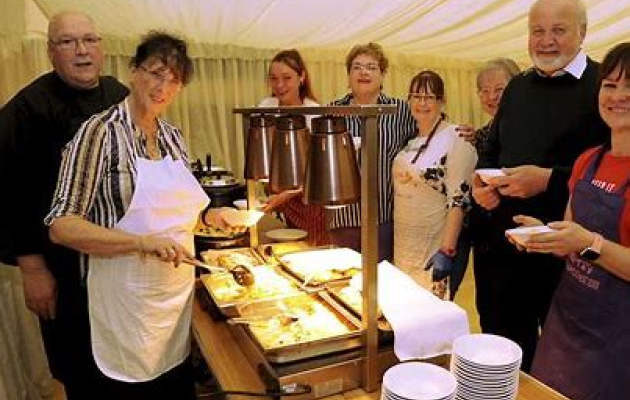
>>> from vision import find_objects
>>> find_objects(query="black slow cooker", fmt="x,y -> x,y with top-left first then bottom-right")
198,165 -> 245,209
194,157 -> 247,253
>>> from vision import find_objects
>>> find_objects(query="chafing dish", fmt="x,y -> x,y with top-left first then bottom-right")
200,247 -> 302,317
200,247 -> 262,267
325,282 -> 393,336
275,247 -> 362,287
256,241 -> 313,264
200,265 -> 301,318
235,292 -> 362,363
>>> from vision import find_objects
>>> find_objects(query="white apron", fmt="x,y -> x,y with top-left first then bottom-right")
88,154 -> 209,382
393,155 -> 446,289
393,125 -> 473,296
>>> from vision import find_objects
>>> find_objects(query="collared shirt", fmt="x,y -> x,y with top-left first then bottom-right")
45,98 -> 189,230
328,93 -> 416,228
535,50 -> 587,78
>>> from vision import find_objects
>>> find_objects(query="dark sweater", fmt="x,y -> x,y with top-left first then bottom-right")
477,58 -> 609,243
0,72 -> 128,269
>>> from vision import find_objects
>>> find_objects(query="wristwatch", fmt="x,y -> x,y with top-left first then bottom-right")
579,233 -> 604,261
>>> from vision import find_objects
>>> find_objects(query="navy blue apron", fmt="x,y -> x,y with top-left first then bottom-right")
532,148 -> 630,400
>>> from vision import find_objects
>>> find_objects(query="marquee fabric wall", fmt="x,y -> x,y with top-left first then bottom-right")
0,36 -> 484,176
3,0 -> 628,174
1,1 -> 629,399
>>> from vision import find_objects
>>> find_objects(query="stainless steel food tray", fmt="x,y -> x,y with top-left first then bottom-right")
325,282 -> 393,334
235,291 -> 362,363
256,242 -> 315,264
200,248 -> 302,318
200,247 -> 263,267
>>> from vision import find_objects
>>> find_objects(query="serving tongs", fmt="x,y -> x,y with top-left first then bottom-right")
183,258 -> 256,287
227,314 -> 299,327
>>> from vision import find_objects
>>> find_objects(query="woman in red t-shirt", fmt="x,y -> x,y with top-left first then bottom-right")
511,42 -> 630,400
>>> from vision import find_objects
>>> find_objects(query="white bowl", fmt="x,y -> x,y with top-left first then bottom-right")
505,225 -> 554,247
452,334 -> 523,367
475,168 -> 505,184
265,228 -> 308,243
383,362 -> 457,400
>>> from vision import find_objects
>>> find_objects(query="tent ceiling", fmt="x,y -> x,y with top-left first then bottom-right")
28,0 -> 630,62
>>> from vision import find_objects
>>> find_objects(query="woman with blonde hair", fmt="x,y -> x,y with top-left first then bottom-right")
452,58 -> 521,299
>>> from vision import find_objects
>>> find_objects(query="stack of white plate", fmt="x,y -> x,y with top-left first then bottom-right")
450,334 -> 522,400
381,362 -> 457,400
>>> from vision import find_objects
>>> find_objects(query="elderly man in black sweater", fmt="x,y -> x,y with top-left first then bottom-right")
0,11 -> 128,400
472,0 -> 609,372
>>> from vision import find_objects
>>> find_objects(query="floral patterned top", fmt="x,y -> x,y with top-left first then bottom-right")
394,124 -> 476,210
392,123 -> 477,290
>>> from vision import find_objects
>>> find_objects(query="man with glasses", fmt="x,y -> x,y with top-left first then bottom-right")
472,0 -> 608,372
0,11 -> 128,400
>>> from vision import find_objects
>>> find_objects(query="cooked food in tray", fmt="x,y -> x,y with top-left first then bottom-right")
327,275 -> 391,335
331,274 -> 383,318
337,285 -> 364,314
239,295 -> 355,350
277,247 -> 362,286
257,242 -> 313,264
195,224 -> 243,239
201,248 -> 261,267
201,265 -> 299,303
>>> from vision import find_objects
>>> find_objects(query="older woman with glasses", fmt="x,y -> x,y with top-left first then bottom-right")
457,58 -> 521,154
44,31 -> 209,399
392,70 -> 477,299
328,42 -> 416,261
446,58 -> 521,300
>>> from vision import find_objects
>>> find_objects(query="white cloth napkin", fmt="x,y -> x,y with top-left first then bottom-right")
377,261 -> 470,360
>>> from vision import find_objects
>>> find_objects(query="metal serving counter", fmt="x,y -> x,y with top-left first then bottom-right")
192,290 -> 570,400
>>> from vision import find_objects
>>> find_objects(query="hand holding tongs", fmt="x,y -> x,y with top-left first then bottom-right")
183,258 -> 256,287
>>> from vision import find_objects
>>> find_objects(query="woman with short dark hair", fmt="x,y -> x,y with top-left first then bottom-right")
45,31 -> 208,399
328,42 -> 416,261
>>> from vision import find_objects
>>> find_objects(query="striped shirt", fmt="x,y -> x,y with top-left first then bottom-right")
328,93 -> 416,228
45,98 -> 190,245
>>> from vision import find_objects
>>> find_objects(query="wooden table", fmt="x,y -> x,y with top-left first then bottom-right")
192,296 -> 569,400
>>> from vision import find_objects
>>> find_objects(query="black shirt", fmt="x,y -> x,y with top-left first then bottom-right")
0,72 -> 128,270
477,58 -> 609,242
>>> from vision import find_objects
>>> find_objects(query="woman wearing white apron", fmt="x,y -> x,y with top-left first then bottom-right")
393,70 -> 477,299
45,32 -> 210,399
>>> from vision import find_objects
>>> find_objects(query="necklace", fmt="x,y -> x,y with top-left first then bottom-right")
144,130 -> 161,160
